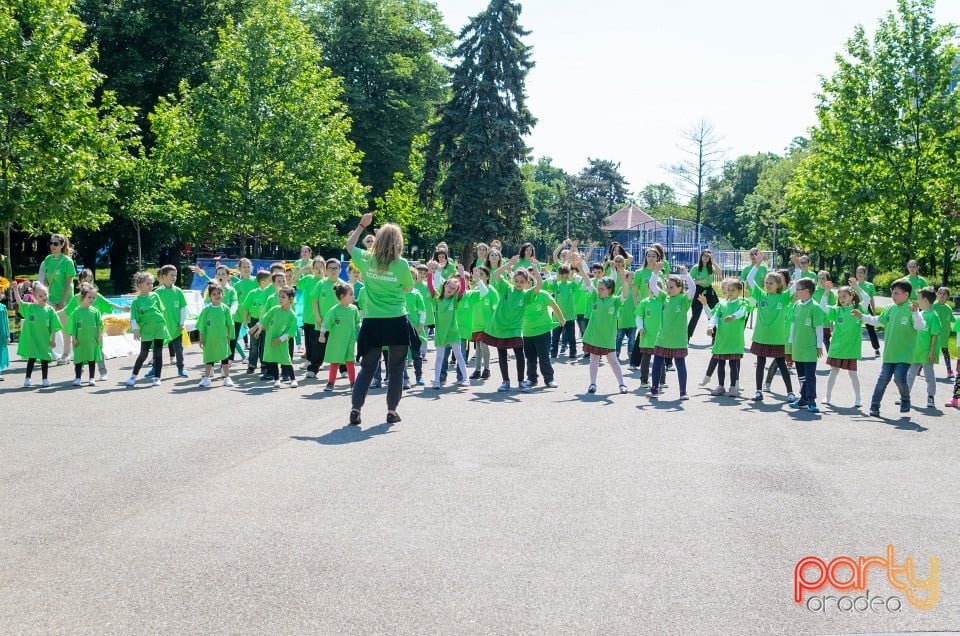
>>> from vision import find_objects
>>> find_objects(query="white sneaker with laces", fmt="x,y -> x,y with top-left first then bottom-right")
88,379 -> 96,387
698,375 -> 711,387
547,381 -> 558,388
457,380 -> 470,388
126,375 -> 137,387
73,378 -> 82,386
23,378 -> 32,388
199,377 -> 211,388
99,373 -> 108,382
151,377 -> 161,387
289,380 -> 298,388
273,380 -> 282,388
42,379 -> 51,388
223,377 -> 235,387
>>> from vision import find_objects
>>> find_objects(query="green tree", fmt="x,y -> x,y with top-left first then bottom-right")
701,152 -> 781,247
785,0 -> 960,279
739,140 -> 808,263
299,0 -> 453,202
151,0 -> 367,257
0,0 -> 139,264
558,158 -> 632,244
637,183 -> 691,221
521,157 -> 566,250
420,0 -> 536,261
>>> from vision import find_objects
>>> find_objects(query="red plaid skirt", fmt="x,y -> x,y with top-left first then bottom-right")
583,343 -> 613,356
654,346 -> 688,359
634,346 -> 655,355
712,353 -> 743,361
750,342 -> 785,358
479,333 -> 523,349
827,357 -> 858,371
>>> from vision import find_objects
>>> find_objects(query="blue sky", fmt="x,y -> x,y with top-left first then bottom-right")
432,0 -> 960,194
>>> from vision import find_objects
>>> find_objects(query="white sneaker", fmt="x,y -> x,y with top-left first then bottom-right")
72,378 -> 82,386
126,375 -> 137,387
497,381 -> 510,392
764,382 -> 772,392
823,394 -> 831,404
289,379 -> 298,388
547,381 -> 558,388
151,377 -> 161,387
727,386 -> 739,397
457,379 -> 470,388
42,379 -> 51,388
305,371 -> 316,379
273,380 -> 282,388
88,379 -> 96,387
223,377 -> 235,387
698,375 -> 711,387
519,380 -> 532,393
23,378 -> 32,388
99,373 -> 108,382
854,398 -> 862,408
199,377 -> 211,388
786,392 -> 796,402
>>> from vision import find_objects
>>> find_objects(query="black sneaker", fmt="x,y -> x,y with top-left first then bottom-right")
259,374 -> 274,381
469,370 -> 481,380
480,369 -> 490,379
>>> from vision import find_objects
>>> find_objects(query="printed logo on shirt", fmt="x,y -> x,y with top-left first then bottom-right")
805,318 -> 812,327
205,320 -> 211,326
901,317 -> 909,325
29,315 -> 35,322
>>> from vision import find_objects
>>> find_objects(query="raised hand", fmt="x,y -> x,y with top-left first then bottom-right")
359,212 -> 373,227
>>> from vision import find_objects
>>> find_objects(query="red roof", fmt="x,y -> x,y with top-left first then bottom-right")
602,203 -> 659,231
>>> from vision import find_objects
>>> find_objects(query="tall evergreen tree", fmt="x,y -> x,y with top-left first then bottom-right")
420,0 -> 536,260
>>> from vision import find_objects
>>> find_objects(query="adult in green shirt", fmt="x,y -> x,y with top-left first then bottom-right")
905,260 -> 929,301
40,233 -> 75,364
345,213 -> 414,426
688,249 -> 719,338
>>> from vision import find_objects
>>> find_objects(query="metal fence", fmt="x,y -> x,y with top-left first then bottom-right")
610,218 -> 773,276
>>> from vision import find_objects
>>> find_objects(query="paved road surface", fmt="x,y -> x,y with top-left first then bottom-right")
1,327 -> 958,634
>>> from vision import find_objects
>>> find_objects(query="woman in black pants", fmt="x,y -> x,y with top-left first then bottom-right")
345,213 -> 415,426
688,249 -> 719,338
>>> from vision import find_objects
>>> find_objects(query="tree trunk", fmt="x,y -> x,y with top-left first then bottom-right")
942,245 -> 953,287
3,221 -> 12,281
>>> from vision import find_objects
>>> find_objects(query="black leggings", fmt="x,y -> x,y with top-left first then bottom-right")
134,339 -> 164,377
25,359 -> 49,379
352,344 -> 408,412
715,359 -> 740,387
496,346 -> 525,382
74,361 -> 96,380
756,356 -> 791,393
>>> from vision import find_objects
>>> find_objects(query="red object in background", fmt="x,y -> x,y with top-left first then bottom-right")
184,243 -> 192,257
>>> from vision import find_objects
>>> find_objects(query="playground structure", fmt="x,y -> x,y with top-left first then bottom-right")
604,205 -> 774,276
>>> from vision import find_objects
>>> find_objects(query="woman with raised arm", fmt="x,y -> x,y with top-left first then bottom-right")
345,213 -> 415,426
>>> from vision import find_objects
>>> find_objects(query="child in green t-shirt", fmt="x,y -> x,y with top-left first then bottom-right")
857,278 -> 926,416
319,283 -> 360,390
577,253 -> 627,395
822,280 -> 868,408
744,263 -> 795,402
469,265 -> 499,380
934,287 -> 955,379
67,284 -> 104,387
250,285 -> 299,389
705,279 -> 747,398
647,262 -> 696,399
127,272 -> 170,387
788,278 -> 826,413
197,282 -> 235,388
905,287 -> 940,408
150,264 -> 189,379
12,281 -> 60,387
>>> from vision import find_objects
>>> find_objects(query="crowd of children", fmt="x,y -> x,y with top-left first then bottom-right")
3,235 -> 959,419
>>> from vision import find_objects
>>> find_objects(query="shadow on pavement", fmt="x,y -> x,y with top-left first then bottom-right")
291,422 -> 394,445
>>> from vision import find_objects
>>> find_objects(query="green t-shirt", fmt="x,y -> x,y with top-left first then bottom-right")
350,246 -> 413,319
750,287 -> 791,345
485,285 -> 530,339
130,292 -> 170,342
297,275 -> 320,324
322,303 -> 360,364
310,278 -> 339,326
434,294 -> 462,346
582,293 -> 623,349
41,254 -> 75,306
858,280 -> 876,300
17,302 -> 61,361
260,306 -> 298,365
632,267 -> 665,304
65,292 -> 113,318
574,281 -> 591,315
656,293 -> 692,349
261,288 -> 281,316
813,287 -> 837,307
878,302 -> 919,363
912,308 -> 941,364
156,285 -> 187,344
932,302 -> 954,345
404,288 -> 426,330
512,257 -> 533,272
906,274 -> 928,301
414,281 -> 435,325
790,299 -> 826,363
522,289 -> 559,338
825,304 -> 863,360
635,296 -> 663,349
550,279 -> 578,321
740,263 -> 768,285
711,298 -> 746,356
457,290 -> 475,336
197,303 -> 233,363
617,284 -> 637,330
472,285 -> 499,333
66,305 -> 103,364
233,278 -> 260,323
691,264 -> 716,288
242,285 -> 270,321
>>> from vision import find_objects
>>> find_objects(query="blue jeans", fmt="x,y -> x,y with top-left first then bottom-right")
439,341 -> 466,382
794,361 -> 817,402
615,327 -> 636,358
870,362 -> 911,412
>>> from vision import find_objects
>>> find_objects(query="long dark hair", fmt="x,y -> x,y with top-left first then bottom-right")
697,249 -> 714,275
518,242 -> 535,260
606,242 -> 628,260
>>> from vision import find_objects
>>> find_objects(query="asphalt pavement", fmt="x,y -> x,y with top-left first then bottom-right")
1,324 -> 958,634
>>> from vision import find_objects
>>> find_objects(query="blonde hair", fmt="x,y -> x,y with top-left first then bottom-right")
372,223 -> 404,270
